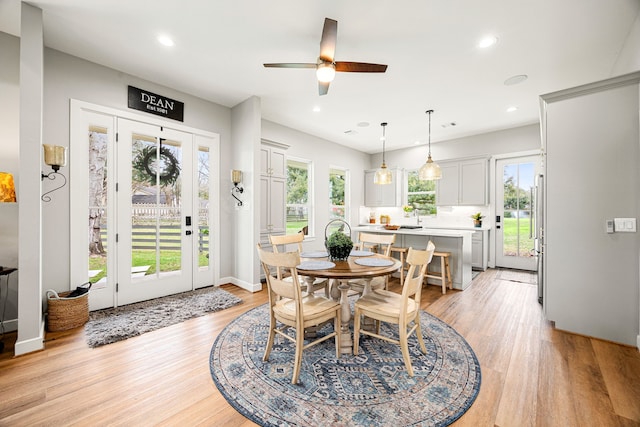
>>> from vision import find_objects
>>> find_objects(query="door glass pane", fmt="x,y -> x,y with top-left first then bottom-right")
198,146 -> 210,268
131,135 -> 183,279
88,126 -> 108,288
502,162 -> 534,258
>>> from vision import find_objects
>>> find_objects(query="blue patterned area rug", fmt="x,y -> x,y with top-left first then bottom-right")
209,303 -> 481,427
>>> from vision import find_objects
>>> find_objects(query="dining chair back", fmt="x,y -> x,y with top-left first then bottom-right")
269,233 -> 330,296
356,232 -> 396,256
353,242 -> 436,377
350,232 -> 397,292
256,244 -> 341,384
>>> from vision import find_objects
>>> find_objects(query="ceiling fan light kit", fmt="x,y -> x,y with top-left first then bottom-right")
419,110 -> 442,180
374,122 -> 392,185
263,17 -> 387,95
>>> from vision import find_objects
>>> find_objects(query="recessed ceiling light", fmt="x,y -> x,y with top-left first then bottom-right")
157,35 -> 175,47
506,106 -> 518,112
312,106 -> 321,112
504,74 -> 528,85
414,140 -> 421,145
357,122 -> 370,127
478,35 -> 498,48
344,130 -> 358,135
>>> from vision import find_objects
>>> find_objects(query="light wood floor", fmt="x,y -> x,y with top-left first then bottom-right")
1,269 -> 639,426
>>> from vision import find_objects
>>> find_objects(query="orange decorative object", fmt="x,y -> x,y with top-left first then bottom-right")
0,172 -> 16,202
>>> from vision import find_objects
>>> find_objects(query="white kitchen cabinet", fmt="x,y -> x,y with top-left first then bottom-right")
436,157 -> 488,206
471,230 -> 488,270
260,140 -> 288,242
364,168 -> 402,207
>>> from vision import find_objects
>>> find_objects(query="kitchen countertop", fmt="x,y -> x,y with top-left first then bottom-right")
358,223 -> 491,231
352,225 -> 473,238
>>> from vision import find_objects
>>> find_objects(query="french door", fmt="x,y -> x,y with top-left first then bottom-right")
70,102 -> 217,310
495,155 -> 540,271
116,119 -> 194,305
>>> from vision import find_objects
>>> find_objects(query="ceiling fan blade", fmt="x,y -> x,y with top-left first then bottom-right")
335,62 -> 388,73
319,18 -> 337,62
318,81 -> 330,96
263,63 -> 317,69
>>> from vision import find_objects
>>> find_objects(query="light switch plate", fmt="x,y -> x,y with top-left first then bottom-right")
614,218 -> 636,232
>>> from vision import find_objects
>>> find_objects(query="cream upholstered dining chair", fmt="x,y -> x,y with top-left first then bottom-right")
353,242 -> 435,377
256,244 -> 341,384
269,233 -> 330,297
349,232 -> 396,293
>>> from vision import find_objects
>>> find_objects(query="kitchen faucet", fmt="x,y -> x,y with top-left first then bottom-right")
414,209 -> 422,225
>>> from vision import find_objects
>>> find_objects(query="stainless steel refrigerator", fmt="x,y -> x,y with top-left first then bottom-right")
533,173 -> 544,305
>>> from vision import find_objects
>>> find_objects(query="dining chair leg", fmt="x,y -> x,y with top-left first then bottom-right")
399,326 -> 414,377
353,309 -> 361,355
415,318 -> 427,354
334,309 -> 342,358
292,328 -> 304,384
263,315 -> 276,361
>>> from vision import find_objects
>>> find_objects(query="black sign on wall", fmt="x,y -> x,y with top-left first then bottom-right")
128,86 -> 184,122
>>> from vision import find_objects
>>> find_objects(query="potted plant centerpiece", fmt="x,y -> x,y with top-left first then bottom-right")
325,229 -> 354,261
403,205 -> 414,217
471,212 -> 484,228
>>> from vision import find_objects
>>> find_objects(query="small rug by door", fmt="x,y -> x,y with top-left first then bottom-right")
85,286 -> 241,348
496,268 -> 536,284
210,303 -> 481,427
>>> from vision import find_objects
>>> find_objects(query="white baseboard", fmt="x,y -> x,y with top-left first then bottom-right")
219,276 -> 262,293
637,335 -> 640,351
14,320 -> 45,356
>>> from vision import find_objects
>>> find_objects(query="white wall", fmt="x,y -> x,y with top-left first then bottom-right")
261,120 -> 370,252
0,32 -> 19,326
376,123 -> 541,171
542,73 -> 640,346
42,48 -> 233,292
612,11 -> 640,76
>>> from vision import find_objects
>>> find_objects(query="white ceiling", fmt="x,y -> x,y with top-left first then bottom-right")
1,0 -> 638,153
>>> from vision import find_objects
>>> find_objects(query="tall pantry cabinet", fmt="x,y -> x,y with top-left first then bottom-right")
260,140 -> 288,249
540,71 -> 640,347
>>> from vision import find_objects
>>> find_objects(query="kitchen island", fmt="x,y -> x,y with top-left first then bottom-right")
351,225 -> 474,290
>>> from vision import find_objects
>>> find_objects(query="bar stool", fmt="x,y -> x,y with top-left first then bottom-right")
390,246 -> 409,284
425,251 -> 453,294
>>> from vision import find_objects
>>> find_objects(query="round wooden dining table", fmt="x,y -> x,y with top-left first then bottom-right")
297,252 -> 401,354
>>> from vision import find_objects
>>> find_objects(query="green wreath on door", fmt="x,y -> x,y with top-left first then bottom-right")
132,145 -> 181,186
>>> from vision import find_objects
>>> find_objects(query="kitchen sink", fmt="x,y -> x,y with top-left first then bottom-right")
399,225 -> 422,229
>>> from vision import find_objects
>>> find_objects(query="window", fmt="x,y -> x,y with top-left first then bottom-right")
407,170 -> 437,215
329,167 -> 348,222
286,158 -> 312,235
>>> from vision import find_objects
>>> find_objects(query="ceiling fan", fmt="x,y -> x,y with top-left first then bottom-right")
263,18 -> 388,95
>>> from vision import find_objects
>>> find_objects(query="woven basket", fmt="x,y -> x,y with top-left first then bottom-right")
46,290 -> 89,332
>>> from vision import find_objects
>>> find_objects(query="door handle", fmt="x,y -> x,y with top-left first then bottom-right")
186,230 -> 192,235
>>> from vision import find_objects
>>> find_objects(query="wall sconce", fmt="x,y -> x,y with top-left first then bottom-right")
231,169 -> 243,206
41,144 -> 68,202
0,172 -> 17,203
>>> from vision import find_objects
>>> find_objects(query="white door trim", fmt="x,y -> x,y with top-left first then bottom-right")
70,100 -> 220,310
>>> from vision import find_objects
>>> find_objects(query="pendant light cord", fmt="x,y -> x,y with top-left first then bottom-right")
381,122 -> 387,164
426,110 -> 433,156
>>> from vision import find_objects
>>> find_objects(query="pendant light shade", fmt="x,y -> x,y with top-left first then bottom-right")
374,122 -> 392,185
418,109 -> 442,180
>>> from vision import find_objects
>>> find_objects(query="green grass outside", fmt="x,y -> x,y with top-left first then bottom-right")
89,250 -> 210,282
502,217 -> 534,256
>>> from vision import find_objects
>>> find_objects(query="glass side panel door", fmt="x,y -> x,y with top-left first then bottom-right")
495,155 -> 539,271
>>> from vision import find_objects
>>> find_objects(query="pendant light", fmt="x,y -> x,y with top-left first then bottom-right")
374,122 -> 392,185
418,109 -> 441,180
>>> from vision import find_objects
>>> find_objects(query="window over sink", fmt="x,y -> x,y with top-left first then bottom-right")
407,170 -> 437,215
